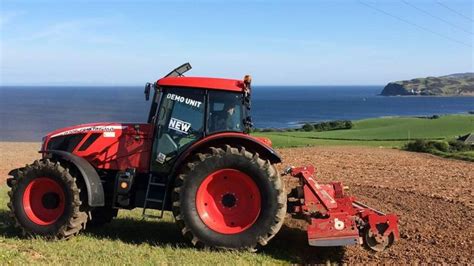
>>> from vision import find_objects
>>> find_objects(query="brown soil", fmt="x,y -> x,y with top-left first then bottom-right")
0,142 -> 40,181
1,143 -> 473,263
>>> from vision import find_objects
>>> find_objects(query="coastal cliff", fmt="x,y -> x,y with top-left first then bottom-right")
381,73 -> 474,96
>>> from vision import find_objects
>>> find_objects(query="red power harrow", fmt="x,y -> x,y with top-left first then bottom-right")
285,166 -> 400,251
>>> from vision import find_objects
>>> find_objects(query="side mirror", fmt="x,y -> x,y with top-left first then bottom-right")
144,82 -> 151,101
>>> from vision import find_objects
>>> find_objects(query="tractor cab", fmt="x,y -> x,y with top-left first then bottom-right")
145,64 -> 253,175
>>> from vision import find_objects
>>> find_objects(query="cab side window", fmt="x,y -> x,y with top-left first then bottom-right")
208,91 -> 244,133
152,88 -> 205,173
160,88 -> 205,148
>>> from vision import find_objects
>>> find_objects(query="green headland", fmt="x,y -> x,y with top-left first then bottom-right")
252,114 -> 474,161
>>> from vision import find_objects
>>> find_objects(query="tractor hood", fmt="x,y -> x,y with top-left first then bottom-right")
42,122 -> 154,172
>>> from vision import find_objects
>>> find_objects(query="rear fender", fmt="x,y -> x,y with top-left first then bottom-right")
171,133 -> 282,178
42,150 -> 105,207
159,133 -> 281,210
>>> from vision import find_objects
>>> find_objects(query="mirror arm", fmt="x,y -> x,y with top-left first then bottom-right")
144,82 -> 151,101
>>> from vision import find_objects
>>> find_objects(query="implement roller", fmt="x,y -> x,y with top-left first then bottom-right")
285,165 -> 399,251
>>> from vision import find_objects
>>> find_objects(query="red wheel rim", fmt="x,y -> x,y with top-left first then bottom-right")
196,169 -> 261,234
22,177 -> 66,225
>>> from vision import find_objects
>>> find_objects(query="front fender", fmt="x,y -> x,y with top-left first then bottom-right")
7,168 -> 25,187
42,150 -> 105,207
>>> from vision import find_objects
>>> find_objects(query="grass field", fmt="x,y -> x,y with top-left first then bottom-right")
253,115 -> 474,148
0,185 -> 304,264
426,149 -> 474,162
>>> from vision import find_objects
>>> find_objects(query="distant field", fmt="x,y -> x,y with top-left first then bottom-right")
253,115 -> 474,148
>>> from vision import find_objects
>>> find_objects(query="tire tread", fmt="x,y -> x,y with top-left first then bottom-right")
172,145 -> 286,251
7,159 -> 88,239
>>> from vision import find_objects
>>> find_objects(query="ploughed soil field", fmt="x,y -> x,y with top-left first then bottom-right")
0,143 -> 472,264
276,146 -> 473,264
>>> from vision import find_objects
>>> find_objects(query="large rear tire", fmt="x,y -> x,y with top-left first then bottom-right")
172,145 -> 286,251
7,159 -> 88,239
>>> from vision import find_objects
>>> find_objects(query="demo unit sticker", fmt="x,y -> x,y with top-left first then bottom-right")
167,93 -> 202,108
168,118 -> 191,134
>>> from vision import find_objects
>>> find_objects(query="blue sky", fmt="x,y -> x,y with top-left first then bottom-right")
0,0 -> 472,85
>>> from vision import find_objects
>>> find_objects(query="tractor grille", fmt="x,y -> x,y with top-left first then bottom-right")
46,134 -> 86,152
78,133 -> 101,151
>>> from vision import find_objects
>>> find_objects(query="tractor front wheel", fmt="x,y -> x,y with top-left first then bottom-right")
7,159 -> 88,239
172,145 -> 286,251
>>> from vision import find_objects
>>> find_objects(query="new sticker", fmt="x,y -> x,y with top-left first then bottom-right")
169,118 -> 191,134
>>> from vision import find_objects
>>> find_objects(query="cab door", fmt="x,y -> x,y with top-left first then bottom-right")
151,87 -> 206,174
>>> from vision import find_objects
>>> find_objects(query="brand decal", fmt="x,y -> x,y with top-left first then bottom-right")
167,93 -> 202,108
51,125 -> 127,137
168,118 -> 191,134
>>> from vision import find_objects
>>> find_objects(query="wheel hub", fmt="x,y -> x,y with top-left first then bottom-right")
196,169 -> 261,234
364,225 -> 393,252
221,193 -> 237,208
42,192 -> 60,209
22,177 -> 66,226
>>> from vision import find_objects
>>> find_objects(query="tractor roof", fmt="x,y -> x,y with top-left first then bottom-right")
157,77 -> 245,92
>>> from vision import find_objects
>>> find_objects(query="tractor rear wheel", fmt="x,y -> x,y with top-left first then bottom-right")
172,145 -> 286,251
7,159 -> 88,239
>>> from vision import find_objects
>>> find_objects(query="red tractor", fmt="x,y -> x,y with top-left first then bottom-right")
6,63 -> 399,252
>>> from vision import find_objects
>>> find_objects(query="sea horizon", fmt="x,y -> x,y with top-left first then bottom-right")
1,85 -> 473,141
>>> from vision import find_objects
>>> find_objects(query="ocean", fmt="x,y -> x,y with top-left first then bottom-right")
1,86 -> 473,141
